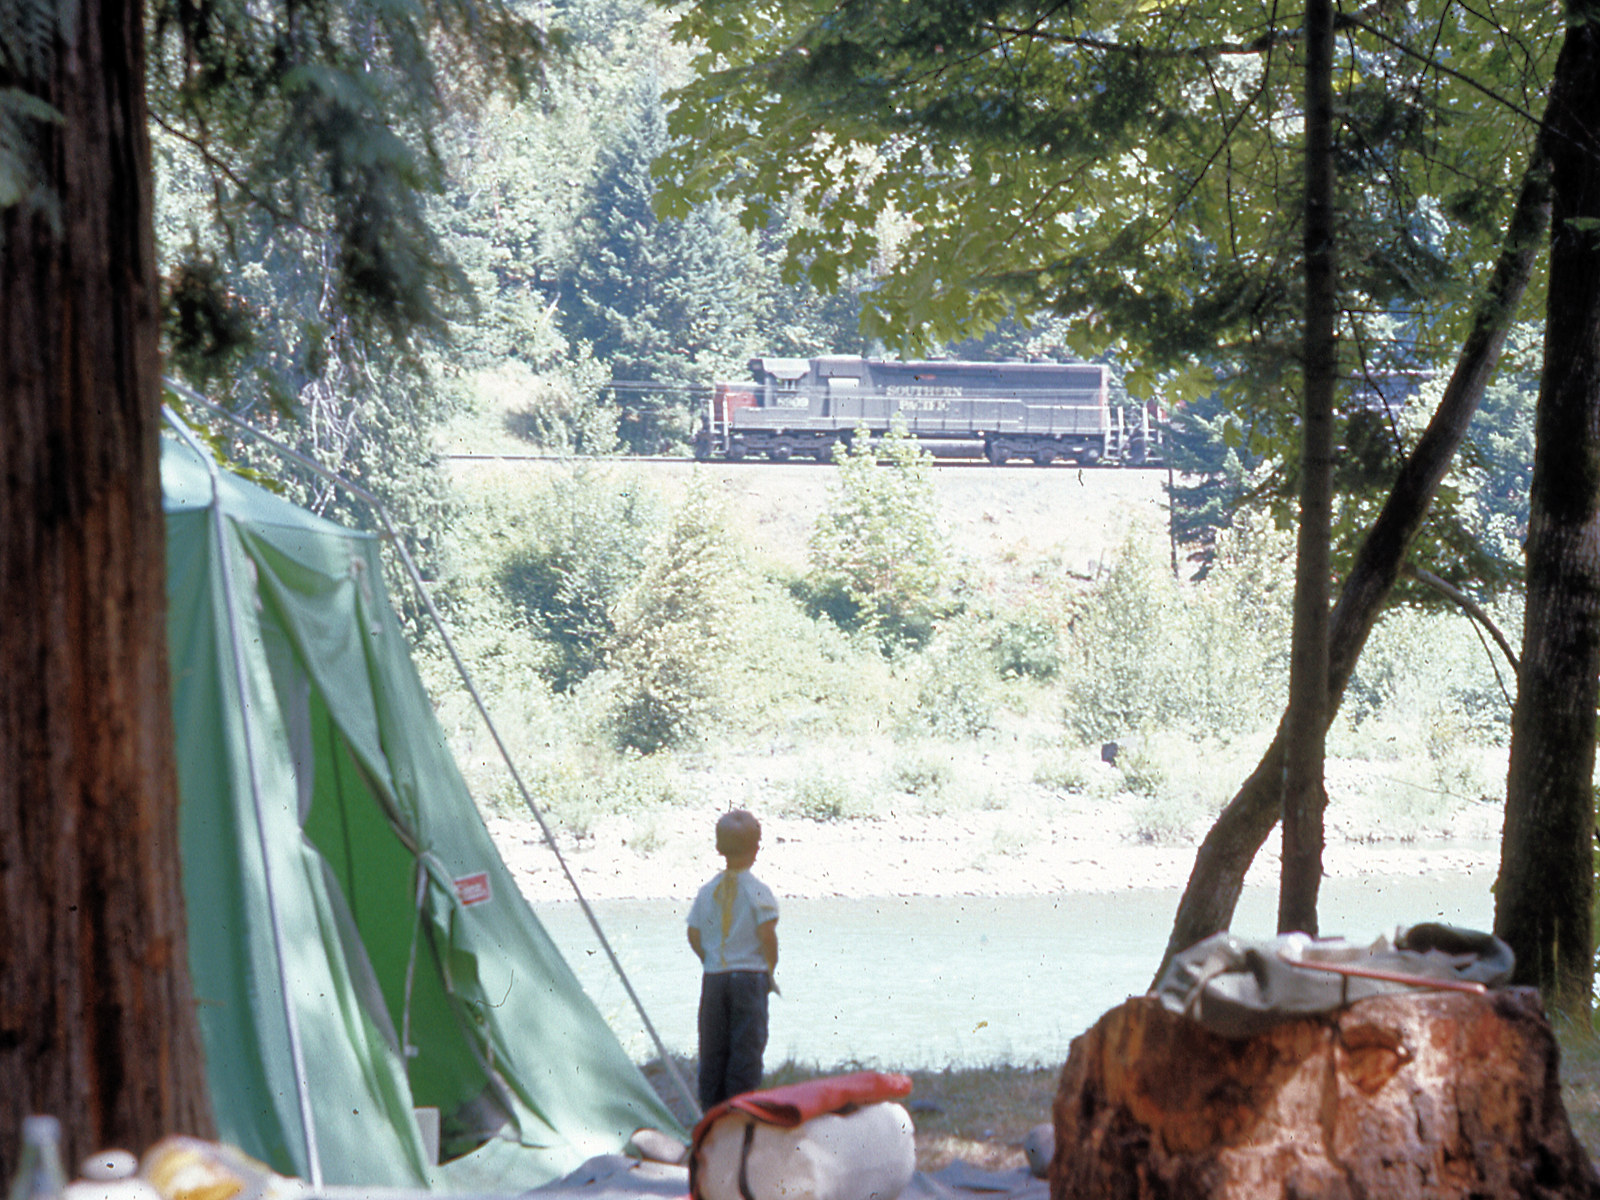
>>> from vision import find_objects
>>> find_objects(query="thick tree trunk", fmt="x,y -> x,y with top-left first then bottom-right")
1494,0 -> 1600,1019
0,0 -> 213,1172
1279,0 -> 1336,935
1157,151 -> 1552,978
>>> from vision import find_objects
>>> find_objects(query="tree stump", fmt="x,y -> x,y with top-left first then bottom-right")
1051,988 -> 1600,1199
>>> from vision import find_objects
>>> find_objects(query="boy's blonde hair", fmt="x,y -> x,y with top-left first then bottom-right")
715,809 -> 761,857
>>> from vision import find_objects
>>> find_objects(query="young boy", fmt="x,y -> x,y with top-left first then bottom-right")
687,809 -> 779,1109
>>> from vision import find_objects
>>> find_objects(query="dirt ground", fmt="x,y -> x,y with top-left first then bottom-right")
488,801 -> 1501,905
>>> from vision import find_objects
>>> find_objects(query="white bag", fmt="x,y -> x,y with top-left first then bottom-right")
694,1102 -> 916,1200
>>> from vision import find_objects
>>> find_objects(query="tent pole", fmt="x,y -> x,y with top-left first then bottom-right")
163,410 -> 328,1186
162,381 -> 704,1122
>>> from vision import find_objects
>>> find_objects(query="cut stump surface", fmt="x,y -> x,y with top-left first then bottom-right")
1051,987 -> 1600,1198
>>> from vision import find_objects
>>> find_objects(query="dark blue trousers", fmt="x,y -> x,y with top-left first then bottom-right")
697,970 -> 770,1109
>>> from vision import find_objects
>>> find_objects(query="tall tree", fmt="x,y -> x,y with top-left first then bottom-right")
2,0 -> 547,1166
0,0 -> 213,1162
564,77 -> 763,452
1159,152 -> 1551,975
658,0 -> 1556,951
1494,0 -> 1600,1017
1278,0 -> 1336,934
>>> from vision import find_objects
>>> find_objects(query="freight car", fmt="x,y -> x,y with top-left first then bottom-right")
696,356 -> 1161,465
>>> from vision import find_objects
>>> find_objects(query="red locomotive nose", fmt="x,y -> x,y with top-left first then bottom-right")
712,382 -> 759,424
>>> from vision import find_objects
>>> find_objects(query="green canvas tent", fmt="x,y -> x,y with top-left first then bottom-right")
162,425 -> 683,1193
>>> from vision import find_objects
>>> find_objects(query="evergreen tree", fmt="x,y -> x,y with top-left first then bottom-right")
564,78 -> 762,452
0,0 -> 550,1145
144,0 -> 552,595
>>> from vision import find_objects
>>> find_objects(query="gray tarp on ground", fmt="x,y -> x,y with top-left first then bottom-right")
1154,923 -> 1515,1039
514,1156 -> 1048,1200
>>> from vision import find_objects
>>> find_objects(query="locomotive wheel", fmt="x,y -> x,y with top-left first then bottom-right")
1078,447 -> 1101,466
1032,447 -> 1057,466
726,443 -> 747,461
768,442 -> 794,462
985,441 -> 1009,466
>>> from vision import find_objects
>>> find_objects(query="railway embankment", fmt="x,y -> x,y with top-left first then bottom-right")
447,456 -> 1175,579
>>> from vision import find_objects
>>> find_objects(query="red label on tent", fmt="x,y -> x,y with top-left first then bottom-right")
454,873 -> 492,906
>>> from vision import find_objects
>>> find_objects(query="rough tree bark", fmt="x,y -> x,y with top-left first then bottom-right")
0,0 -> 214,1171
1156,148 -> 1552,979
1279,0 -> 1336,936
1053,990 -> 1600,1198
1494,0 -> 1600,1019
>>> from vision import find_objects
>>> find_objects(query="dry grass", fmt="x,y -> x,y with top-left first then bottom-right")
891,1064 -> 1059,1172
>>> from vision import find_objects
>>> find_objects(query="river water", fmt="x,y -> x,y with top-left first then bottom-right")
536,866 -> 1496,1071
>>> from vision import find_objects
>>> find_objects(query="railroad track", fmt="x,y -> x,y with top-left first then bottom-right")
441,452 -> 1167,470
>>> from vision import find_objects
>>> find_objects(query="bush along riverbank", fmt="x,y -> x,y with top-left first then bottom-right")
426,457 -> 1515,908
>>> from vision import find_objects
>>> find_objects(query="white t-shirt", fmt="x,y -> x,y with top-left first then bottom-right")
688,869 -> 779,973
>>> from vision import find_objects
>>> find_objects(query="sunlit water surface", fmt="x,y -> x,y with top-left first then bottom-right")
536,865 -> 1495,1071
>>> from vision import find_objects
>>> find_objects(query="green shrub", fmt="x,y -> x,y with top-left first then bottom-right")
1113,742 -> 1166,799
509,744 -> 696,839
1059,521 -> 1291,744
909,640 -> 999,738
988,610 -> 1062,680
606,479 -> 744,753
892,746 -> 957,796
606,752 -> 693,810
1128,791 -> 1206,845
1031,751 -> 1092,793
1170,518 -> 1293,736
782,776 -> 874,822
628,817 -> 664,856
525,757 -> 608,839
498,466 -> 661,691
731,571 -> 906,740
806,424 -> 949,651
1340,601 -> 1517,745
1058,542 -> 1188,743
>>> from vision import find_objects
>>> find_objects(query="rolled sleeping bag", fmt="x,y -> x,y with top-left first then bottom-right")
694,1102 -> 915,1200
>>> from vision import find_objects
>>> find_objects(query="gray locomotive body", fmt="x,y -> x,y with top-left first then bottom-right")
701,356 -> 1154,465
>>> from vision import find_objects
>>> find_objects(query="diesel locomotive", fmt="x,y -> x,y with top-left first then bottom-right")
697,356 -> 1162,466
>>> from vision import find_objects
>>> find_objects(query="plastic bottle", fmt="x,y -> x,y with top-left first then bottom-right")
8,1115 -> 69,1200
